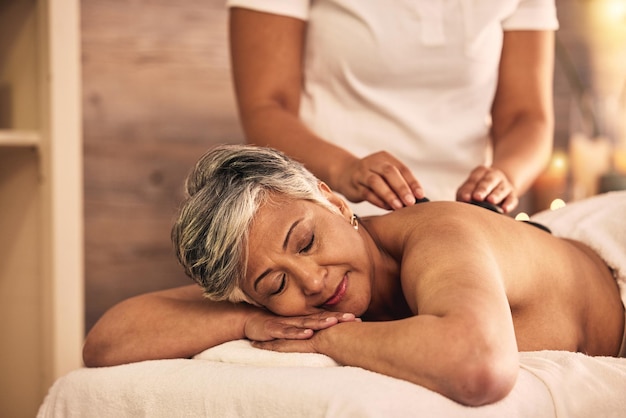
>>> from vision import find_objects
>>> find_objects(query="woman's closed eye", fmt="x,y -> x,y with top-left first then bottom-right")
271,274 -> 286,295
270,235 -> 313,296
300,234 -> 315,253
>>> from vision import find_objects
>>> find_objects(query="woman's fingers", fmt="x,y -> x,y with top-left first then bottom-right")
253,313 -> 360,353
273,312 -> 358,335
252,338 -> 315,353
246,311 -> 359,341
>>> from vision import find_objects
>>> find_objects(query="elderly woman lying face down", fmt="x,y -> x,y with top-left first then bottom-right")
84,145 -> 626,407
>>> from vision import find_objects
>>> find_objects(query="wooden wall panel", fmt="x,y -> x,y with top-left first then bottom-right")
82,0 -> 243,333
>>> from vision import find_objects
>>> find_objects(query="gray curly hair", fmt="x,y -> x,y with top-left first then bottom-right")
171,144 -> 337,303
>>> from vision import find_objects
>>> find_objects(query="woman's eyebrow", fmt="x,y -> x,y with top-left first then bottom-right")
253,218 -> 303,291
254,269 -> 271,291
283,218 -> 302,250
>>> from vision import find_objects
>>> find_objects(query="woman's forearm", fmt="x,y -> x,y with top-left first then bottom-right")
82,285 -> 258,367
315,314 -> 518,406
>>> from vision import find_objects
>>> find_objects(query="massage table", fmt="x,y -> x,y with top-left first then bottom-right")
38,192 -> 626,417
37,340 -> 626,417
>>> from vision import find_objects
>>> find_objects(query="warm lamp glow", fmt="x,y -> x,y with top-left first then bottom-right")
551,153 -> 568,172
601,0 -> 626,23
535,152 -> 569,187
614,148 -> 626,174
533,151 -> 569,212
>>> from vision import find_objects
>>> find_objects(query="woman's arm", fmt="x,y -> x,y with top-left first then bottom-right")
83,284 -> 355,367
83,285 -> 255,367
229,8 -> 422,210
457,30 -> 555,213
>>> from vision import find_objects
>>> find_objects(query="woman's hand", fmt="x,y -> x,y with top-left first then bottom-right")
244,310 -> 359,342
249,319 -> 346,354
337,151 -> 424,210
456,166 -> 518,213
251,334 -> 318,354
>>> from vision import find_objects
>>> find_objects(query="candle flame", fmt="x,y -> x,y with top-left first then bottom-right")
550,199 -> 566,211
515,212 -> 530,221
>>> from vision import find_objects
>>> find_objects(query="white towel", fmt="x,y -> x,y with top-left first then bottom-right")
38,347 -> 626,418
531,191 -> 626,303
194,339 -> 340,367
519,350 -> 626,417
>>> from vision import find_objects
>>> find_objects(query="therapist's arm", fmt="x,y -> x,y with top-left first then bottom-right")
457,30 -> 555,213
229,7 -> 422,210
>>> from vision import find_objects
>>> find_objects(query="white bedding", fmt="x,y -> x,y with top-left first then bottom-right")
38,340 -> 626,417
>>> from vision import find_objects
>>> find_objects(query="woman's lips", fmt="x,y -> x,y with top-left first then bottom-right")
322,275 -> 348,307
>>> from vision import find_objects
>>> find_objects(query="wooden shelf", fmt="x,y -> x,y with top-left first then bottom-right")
0,130 -> 41,147
0,0 -> 83,416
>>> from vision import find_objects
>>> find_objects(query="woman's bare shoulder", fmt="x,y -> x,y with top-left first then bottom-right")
367,201 -> 505,234
366,200 -> 559,270
362,202 -> 493,259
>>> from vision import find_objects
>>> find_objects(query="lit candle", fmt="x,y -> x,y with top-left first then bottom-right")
515,212 -> 530,221
533,151 -> 569,211
550,198 -> 566,210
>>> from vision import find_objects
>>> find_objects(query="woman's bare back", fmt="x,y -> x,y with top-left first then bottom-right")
366,201 -> 625,356
506,235 -> 624,356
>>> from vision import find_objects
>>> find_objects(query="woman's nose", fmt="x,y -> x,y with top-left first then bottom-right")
293,263 -> 325,296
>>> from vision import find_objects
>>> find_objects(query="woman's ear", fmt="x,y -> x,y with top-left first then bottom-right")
318,181 -> 332,195
318,182 -> 351,217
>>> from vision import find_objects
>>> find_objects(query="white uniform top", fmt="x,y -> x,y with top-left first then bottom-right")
227,0 -> 559,215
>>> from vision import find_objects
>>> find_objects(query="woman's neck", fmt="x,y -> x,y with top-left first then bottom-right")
358,216 -> 412,320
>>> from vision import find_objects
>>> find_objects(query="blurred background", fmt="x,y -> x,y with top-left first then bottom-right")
1,1 -> 625,416
81,0 -> 626,333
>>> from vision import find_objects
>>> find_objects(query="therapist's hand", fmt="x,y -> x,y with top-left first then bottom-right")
337,151 -> 424,210
456,166 -> 519,213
